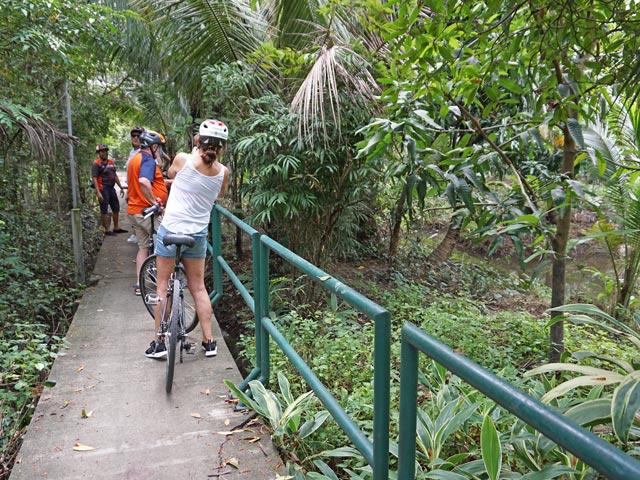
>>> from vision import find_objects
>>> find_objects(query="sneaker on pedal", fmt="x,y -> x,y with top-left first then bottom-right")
145,340 -> 167,359
202,339 -> 217,357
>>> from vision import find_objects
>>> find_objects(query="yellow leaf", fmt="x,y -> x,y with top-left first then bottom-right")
81,409 -> 93,419
76,365 -> 84,372
358,265 -> 365,270
191,413 -> 201,418
318,275 -> 330,281
224,419 -> 231,426
73,442 -> 95,451
217,429 -> 246,436
225,457 -> 239,468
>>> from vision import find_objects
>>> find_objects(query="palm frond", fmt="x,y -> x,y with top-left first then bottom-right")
0,102 -> 74,161
291,44 -> 378,146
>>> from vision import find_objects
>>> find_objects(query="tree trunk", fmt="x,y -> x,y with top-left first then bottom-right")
427,223 -> 459,264
549,122 -> 577,363
389,184 -> 407,258
619,247 -> 640,311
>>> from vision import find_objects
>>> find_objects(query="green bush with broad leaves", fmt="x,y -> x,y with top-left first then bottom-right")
0,209 -> 90,477
233,265 -> 640,479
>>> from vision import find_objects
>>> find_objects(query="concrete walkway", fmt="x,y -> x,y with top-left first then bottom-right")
10,200 -> 283,479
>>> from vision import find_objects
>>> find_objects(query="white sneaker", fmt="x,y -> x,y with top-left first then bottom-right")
127,234 -> 137,243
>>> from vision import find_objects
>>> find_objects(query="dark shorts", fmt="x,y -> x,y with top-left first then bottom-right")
99,186 -> 120,215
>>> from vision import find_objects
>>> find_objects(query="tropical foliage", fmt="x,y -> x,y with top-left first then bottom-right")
3,0 -> 640,478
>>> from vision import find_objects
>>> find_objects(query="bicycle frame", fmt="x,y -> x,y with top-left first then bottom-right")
157,238 -> 195,393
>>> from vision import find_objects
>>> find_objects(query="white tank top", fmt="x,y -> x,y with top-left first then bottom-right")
161,157 -> 225,234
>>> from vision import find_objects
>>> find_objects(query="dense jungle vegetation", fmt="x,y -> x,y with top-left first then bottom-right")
2,0 -> 640,478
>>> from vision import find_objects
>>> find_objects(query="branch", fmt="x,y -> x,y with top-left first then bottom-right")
444,93 -> 539,213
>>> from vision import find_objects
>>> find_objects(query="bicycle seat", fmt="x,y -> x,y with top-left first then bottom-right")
163,233 -> 195,248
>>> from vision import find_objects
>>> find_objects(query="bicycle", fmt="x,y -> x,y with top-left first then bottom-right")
138,203 -> 199,333
153,232 -> 197,393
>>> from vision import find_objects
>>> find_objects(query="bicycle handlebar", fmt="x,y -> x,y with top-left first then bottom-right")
142,203 -> 162,220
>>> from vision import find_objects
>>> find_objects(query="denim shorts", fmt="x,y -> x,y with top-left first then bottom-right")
155,224 -> 208,259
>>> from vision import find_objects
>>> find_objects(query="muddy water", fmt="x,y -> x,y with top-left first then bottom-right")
528,251 -> 615,301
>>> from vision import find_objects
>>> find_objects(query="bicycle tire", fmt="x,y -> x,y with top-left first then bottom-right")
165,278 -> 180,393
139,254 -> 200,333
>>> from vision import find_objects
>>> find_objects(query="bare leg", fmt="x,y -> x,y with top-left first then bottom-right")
182,257 -> 213,342
155,256 -> 173,341
101,213 -> 110,232
113,212 -> 120,230
135,247 -> 149,283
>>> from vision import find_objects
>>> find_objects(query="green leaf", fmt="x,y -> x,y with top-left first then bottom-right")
564,398 -> 612,427
481,415 -> 501,480
414,109 -> 443,129
297,411 -> 330,440
539,374 -> 624,403
520,465 -> 580,479
312,459 -> 339,480
277,371 -> 294,405
567,118 -> 585,149
612,377 -> 640,444
223,380 -> 263,415
423,470 -> 468,479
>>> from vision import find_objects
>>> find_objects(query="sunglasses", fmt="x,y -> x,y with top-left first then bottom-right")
131,133 -> 141,138
200,137 -> 225,148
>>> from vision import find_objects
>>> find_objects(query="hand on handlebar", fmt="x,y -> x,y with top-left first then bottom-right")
141,200 -> 164,220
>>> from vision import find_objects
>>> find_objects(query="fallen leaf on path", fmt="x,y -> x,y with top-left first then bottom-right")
216,429 -> 246,436
224,419 -> 230,426
191,413 -> 201,418
81,409 -> 93,419
245,437 -> 260,443
73,442 -> 95,451
225,457 -> 239,469
201,388 -> 211,395
76,365 -> 84,372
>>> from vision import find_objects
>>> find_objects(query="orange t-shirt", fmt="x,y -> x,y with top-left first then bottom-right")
126,151 -> 168,215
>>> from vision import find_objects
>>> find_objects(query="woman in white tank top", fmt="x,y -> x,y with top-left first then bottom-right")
143,119 -> 230,360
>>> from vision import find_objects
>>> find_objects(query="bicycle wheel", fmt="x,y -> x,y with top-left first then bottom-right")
165,279 -> 180,393
140,255 -> 199,333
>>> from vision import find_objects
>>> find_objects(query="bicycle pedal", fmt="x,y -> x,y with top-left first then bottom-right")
184,342 -> 196,354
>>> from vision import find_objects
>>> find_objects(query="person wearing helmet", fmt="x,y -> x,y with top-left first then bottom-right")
145,119 -> 230,359
124,126 -> 144,169
155,132 -> 172,171
125,126 -> 145,244
126,130 -> 169,297
91,144 -> 127,236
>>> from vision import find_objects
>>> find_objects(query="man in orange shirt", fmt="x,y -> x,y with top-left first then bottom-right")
126,130 -> 168,295
92,144 -> 126,236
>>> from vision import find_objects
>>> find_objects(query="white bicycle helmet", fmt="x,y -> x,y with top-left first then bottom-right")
199,119 -> 228,146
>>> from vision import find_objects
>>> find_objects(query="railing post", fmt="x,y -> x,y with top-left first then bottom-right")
210,207 -> 223,303
258,239 -> 270,386
373,311 -> 391,480
397,325 -> 419,480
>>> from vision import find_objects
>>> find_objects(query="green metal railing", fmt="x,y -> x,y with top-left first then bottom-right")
208,205 -> 640,480
209,205 -> 390,479
398,322 -> 640,479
